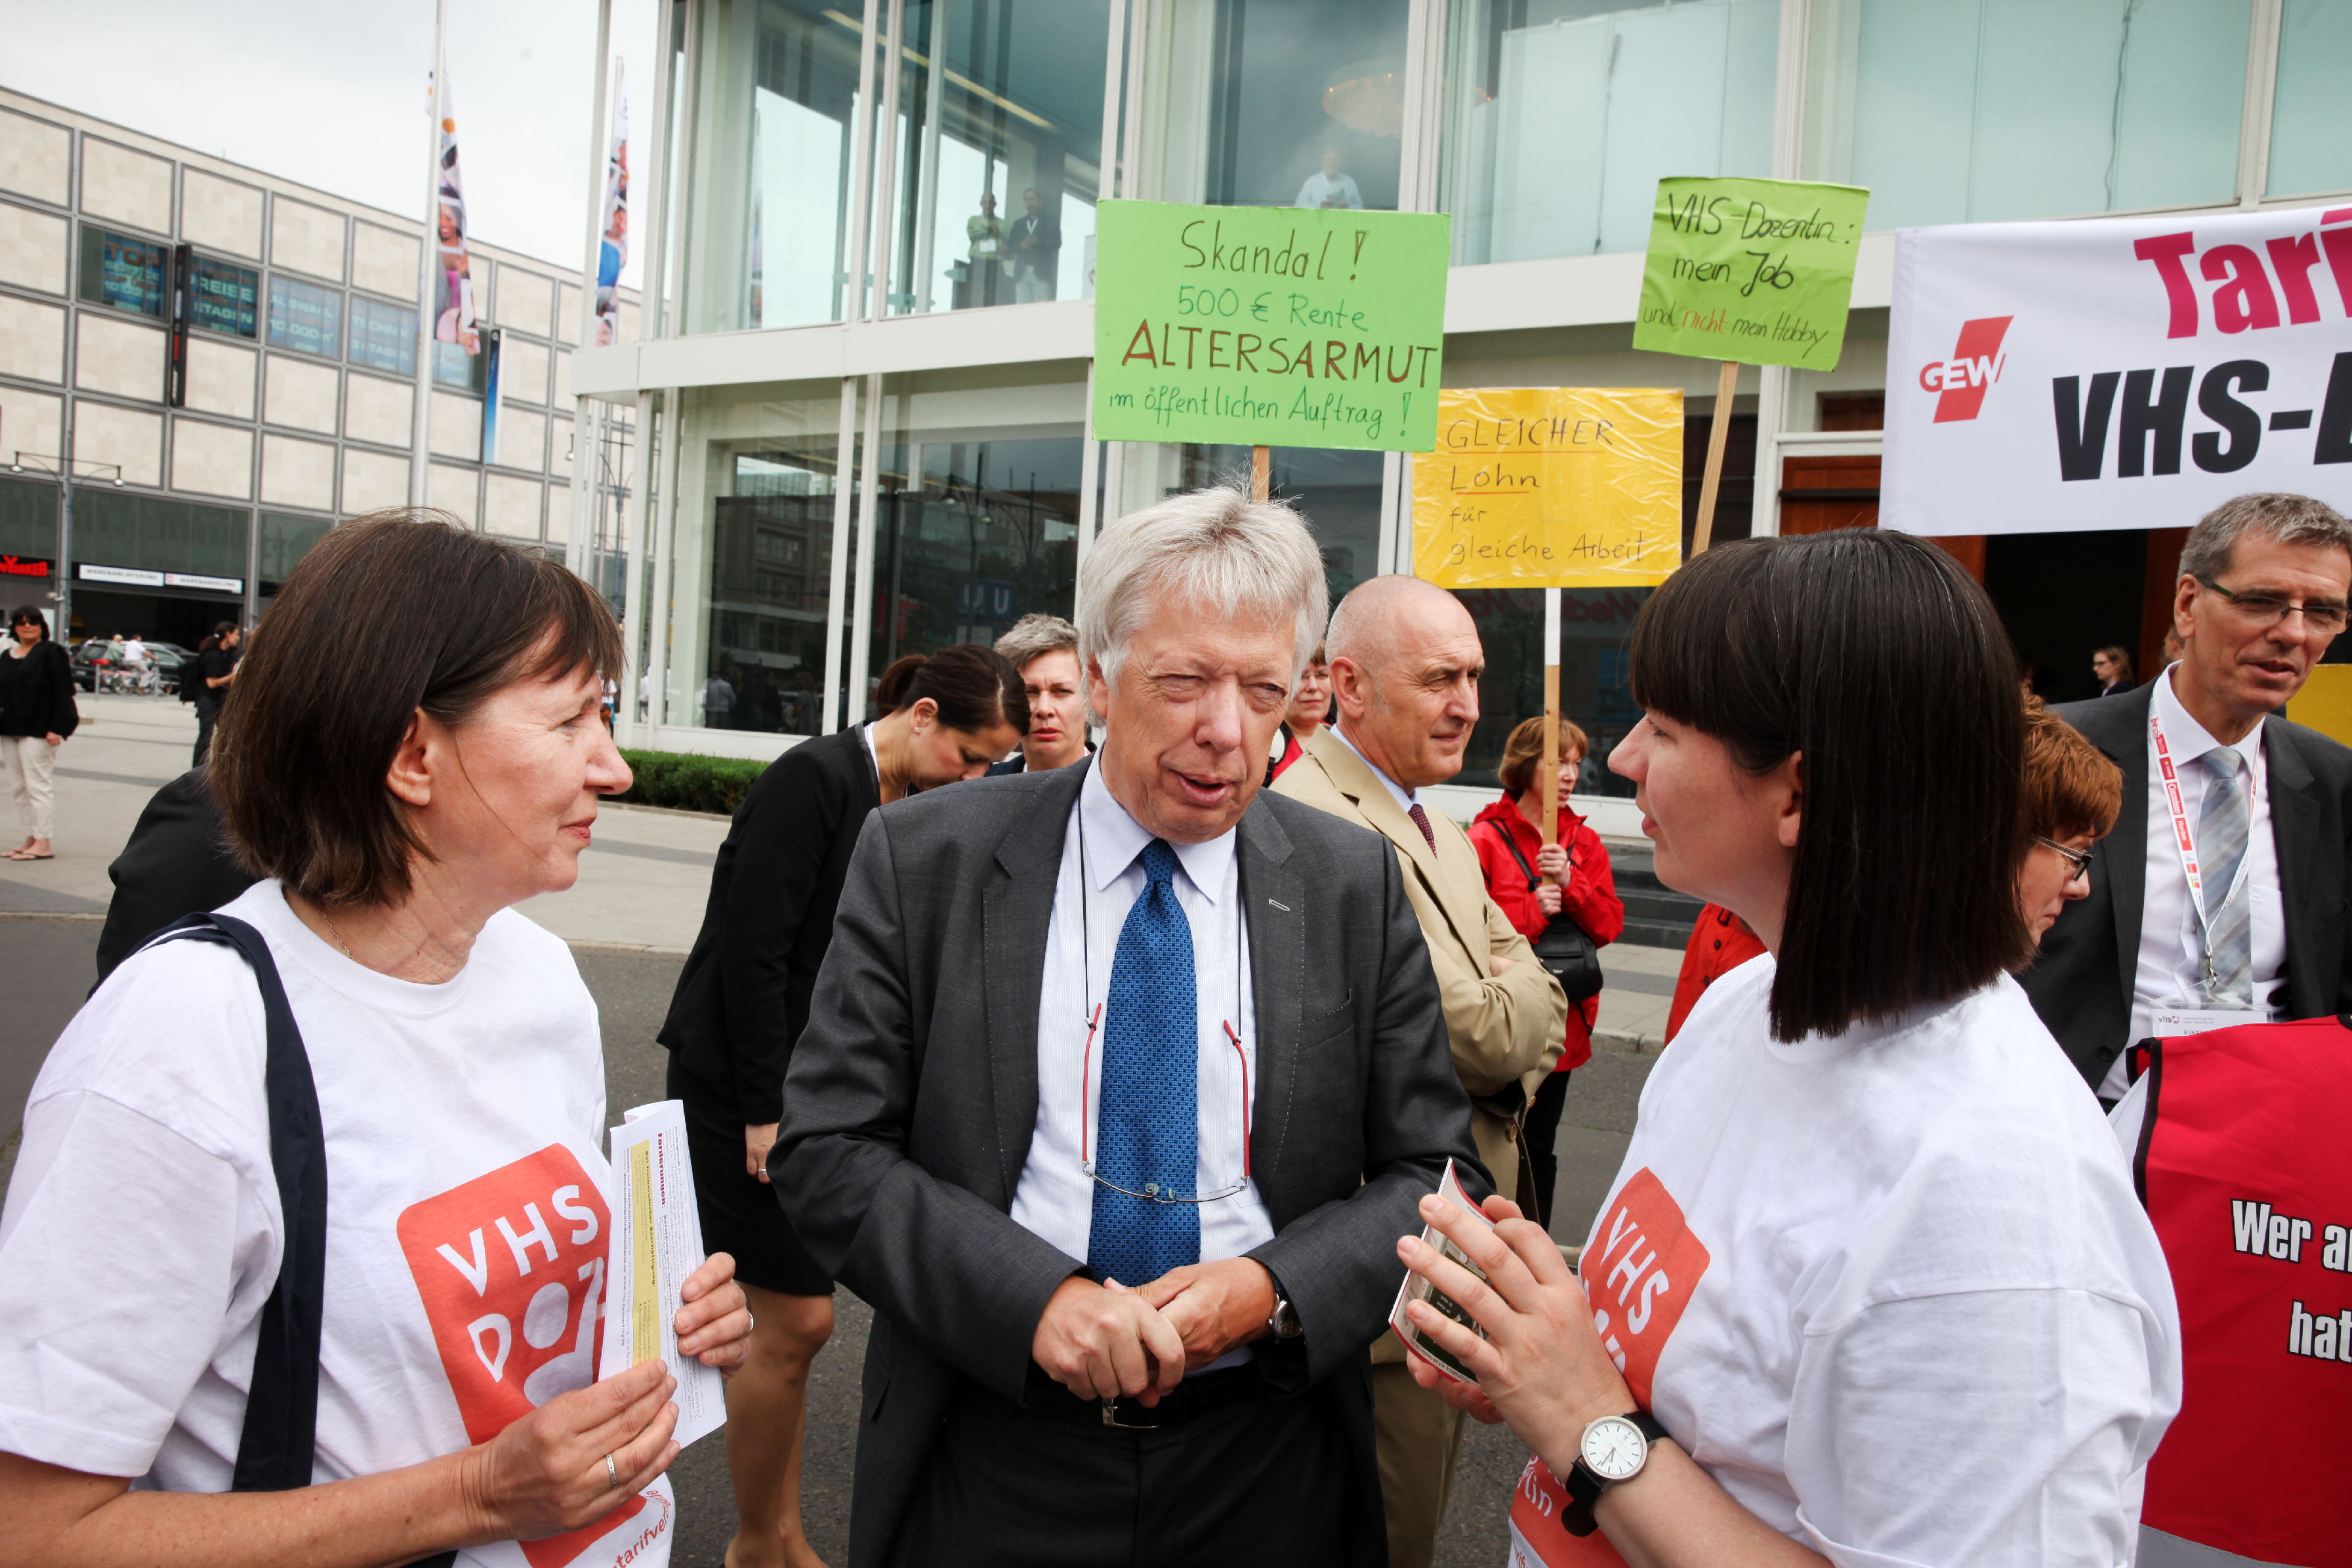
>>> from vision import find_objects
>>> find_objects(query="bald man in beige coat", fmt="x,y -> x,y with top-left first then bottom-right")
1274,575 -> 1565,1568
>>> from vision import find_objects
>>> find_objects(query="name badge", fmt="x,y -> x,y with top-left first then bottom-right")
2152,1008 -> 2266,1037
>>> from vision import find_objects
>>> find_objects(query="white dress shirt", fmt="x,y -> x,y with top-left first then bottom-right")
1328,724 -> 1417,815
1294,170 -> 1364,210
2113,667 -> 2286,1097
1012,764 -> 1275,1289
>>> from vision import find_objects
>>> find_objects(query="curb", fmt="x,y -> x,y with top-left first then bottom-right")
1592,1027 -> 1662,1056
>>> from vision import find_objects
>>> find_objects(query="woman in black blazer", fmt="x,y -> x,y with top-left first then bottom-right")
659,643 -> 1025,1568
3,605 -> 79,861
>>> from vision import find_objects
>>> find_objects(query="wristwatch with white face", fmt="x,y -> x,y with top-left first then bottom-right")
1558,1410 -> 1667,1537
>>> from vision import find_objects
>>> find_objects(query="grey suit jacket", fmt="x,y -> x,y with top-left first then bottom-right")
2021,679 -> 2352,1088
774,759 -> 1483,1567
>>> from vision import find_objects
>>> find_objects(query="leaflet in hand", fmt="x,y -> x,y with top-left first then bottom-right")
1389,1157 -> 1495,1385
600,1100 -> 726,1447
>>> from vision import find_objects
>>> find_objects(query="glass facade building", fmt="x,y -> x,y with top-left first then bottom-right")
580,0 -> 2345,827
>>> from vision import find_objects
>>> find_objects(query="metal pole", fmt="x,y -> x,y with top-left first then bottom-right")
56,468 -> 74,642
908,0 -> 946,314
409,0 -> 449,507
617,389 -> 655,745
840,0 -> 882,323
567,11 -> 615,575
821,377 -> 859,732
868,0 -> 907,321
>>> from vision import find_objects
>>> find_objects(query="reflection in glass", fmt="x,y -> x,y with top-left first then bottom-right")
1810,0 -> 2247,230
78,229 -> 167,317
861,428 -> 1083,713
2268,0 -> 2352,199
685,0 -> 863,333
671,389 -> 845,733
884,0 -> 1109,315
186,256 -> 260,339
349,297 -> 417,375
1441,0 -> 1776,264
1455,588 -> 1647,794
266,276 -> 343,358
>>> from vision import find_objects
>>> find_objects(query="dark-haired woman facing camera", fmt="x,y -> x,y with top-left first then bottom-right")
1396,531 -> 2180,1565
658,645 -> 1025,1568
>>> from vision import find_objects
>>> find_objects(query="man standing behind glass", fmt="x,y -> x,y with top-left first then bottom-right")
1296,146 -> 1364,210
2025,493 -> 2352,1102
1275,573 -> 1565,1568
775,488 -> 1480,1568
966,190 -> 1006,307
1008,187 -> 1062,304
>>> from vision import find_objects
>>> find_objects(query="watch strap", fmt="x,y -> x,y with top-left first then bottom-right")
1558,1411 -> 1668,1537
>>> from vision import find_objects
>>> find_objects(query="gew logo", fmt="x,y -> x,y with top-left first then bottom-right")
1918,317 -> 2014,422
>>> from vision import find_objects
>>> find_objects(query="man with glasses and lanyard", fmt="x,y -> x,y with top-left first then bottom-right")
774,487 -> 1480,1568
2025,492 -> 2352,1105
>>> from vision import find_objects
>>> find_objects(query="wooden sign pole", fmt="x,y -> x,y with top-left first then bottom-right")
1691,358 -> 1739,556
1250,445 -> 1271,502
1540,587 -> 1561,853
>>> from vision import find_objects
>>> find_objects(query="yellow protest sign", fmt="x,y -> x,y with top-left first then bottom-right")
1412,388 -> 1684,588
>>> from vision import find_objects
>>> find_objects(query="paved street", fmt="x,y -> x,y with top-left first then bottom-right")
1,694 -> 1660,1566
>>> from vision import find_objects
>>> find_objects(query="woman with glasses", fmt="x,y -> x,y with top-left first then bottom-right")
2017,697 -> 2120,946
1393,529 -> 2179,1567
2,605 -> 77,861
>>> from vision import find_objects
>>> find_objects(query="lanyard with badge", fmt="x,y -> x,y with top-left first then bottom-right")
2149,707 -> 2265,1034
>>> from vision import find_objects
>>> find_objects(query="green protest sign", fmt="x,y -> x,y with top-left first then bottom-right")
1632,176 -> 1870,373
1090,199 -> 1450,452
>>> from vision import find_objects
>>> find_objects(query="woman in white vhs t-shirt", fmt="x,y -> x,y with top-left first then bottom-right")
1397,529 -> 2181,1567
0,515 -> 751,1568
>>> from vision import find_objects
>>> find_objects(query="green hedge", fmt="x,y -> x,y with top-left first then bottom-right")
615,747 -> 768,815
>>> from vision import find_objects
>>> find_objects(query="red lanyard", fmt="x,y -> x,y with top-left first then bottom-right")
2151,706 -> 2253,989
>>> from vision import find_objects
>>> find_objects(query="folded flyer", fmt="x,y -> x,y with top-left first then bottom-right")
601,1100 -> 727,1447
1389,1157 -> 1495,1385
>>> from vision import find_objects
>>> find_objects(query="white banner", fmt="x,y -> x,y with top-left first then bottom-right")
1885,204 -> 2352,536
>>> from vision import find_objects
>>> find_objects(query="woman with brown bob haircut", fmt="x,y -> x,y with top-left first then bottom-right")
1394,529 -> 2180,1565
0,512 -> 751,1568
2017,697 -> 2124,948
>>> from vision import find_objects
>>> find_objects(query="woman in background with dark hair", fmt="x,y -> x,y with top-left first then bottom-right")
190,621 -> 241,766
659,644 -> 1025,1568
3,605 -> 77,861
1396,531 -> 2179,1566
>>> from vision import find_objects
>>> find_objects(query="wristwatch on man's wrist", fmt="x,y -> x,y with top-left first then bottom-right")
1556,1410 -> 1667,1537
1265,1290 -> 1303,1340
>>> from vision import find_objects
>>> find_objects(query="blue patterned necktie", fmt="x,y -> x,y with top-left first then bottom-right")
1086,838 -> 1201,1289
2197,747 -> 2254,1008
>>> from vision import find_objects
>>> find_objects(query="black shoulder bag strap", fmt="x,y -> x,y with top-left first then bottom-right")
144,913 -> 459,1568
1495,821 -> 1543,891
1486,820 -> 1605,1004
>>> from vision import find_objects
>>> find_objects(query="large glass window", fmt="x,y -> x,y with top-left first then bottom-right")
77,228 -> 167,317
684,0 -> 865,333
1455,587 -> 1648,792
1441,0 -> 1779,264
1808,0 -> 2250,230
258,512 -> 332,595
348,296 -> 417,375
667,385 -> 846,734
857,373 -> 1086,712
266,276 -> 342,358
186,255 -> 260,339
2268,0 -> 2352,199
882,0 -> 1109,316
1144,0 -> 1409,213
72,490 -> 249,579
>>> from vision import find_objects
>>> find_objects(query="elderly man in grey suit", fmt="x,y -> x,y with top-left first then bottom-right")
775,485 -> 1482,1567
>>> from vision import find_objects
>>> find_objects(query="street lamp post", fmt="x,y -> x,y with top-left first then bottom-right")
10,453 -> 125,641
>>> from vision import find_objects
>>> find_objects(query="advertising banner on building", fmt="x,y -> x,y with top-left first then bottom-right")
1090,199 -> 1451,451
596,71 -> 629,346
1885,205 -> 2352,536
434,77 -> 481,356
1412,388 -> 1683,588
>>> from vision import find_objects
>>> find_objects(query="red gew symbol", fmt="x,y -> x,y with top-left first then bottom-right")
1918,316 -> 2014,423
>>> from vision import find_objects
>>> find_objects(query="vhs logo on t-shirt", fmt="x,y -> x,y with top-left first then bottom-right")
1579,1167 -> 1710,1410
399,1143 -> 653,1568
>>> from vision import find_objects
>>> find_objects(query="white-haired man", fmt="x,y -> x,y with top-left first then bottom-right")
1277,572 -> 1566,1568
776,488 -> 1481,1567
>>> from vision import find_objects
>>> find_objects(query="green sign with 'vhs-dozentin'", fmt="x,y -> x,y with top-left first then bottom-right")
1632,176 -> 1870,373
1090,199 -> 1450,452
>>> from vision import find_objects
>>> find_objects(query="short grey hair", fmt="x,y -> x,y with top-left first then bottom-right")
995,612 -> 1078,672
2179,493 -> 2352,585
1077,486 -> 1327,695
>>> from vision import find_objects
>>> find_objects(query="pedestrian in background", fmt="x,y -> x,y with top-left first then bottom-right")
2092,644 -> 2135,696
1268,642 -> 1331,781
191,620 -> 241,766
1468,715 -> 1624,1229
2,604 -> 77,861
660,642 -> 1025,1568
0,512 -> 751,1567
989,613 -> 1089,774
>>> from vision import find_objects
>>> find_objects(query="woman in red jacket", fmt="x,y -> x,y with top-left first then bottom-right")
1469,714 -> 1624,1229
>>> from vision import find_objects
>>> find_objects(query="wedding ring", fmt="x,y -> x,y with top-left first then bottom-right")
745,1309 -> 756,1336
604,1452 -> 621,1489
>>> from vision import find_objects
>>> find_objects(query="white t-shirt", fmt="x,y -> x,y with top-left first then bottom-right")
1584,957 -> 2179,1566
0,881 -> 674,1568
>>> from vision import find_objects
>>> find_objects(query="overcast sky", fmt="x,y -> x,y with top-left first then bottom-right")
0,0 -> 661,285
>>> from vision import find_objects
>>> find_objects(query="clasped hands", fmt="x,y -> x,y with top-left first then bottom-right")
1029,1258 -> 1275,1404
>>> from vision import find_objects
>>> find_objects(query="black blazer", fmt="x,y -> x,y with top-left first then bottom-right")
775,760 -> 1482,1568
659,728 -> 879,1124
2021,680 -> 2352,1088
0,639 -> 78,739
94,768 -> 258,984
